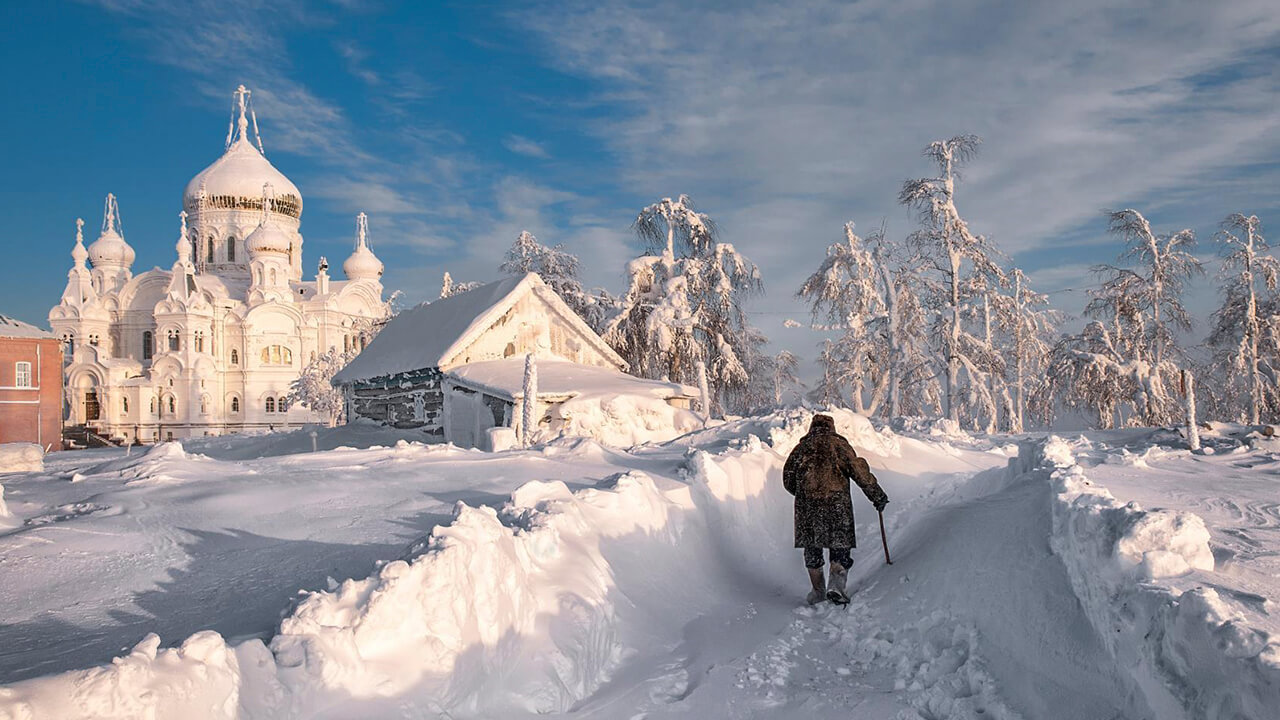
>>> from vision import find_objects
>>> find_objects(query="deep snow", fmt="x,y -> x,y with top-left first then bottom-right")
0,414 -> 1275,719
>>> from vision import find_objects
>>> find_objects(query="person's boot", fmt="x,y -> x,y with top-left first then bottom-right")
826,563 -> 850,604
805,567 -> 826,605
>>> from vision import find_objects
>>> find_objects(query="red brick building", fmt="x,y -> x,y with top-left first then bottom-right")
0,314 -> 63,448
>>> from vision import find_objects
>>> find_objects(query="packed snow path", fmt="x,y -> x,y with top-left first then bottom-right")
0,413 -> 1275,718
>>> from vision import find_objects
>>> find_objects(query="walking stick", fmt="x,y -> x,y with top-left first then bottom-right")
878,509 -> 892,565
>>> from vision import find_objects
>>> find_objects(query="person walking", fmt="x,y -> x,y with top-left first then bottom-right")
782,414 -> 889,604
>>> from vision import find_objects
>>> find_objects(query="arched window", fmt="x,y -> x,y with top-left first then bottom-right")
63,333 -> 75,354
167,330 -> 179,352
194,331 -> 205,353
150,396 -> 156,414
200,395 -> 209,414
230,349 -> 238,365
259,345 -> 292,365
265,396 -> 276,413
121,396 -> 129,414
167,396 -> 176,415
231,396 -> 240,413
269,268 -> 278,285
143,331 -> 153,360
206,237 -> 215,263
227,236 -> 236,262
88,334 -> 99,347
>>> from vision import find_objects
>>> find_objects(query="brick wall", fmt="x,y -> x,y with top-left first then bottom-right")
0,337 -> 63,447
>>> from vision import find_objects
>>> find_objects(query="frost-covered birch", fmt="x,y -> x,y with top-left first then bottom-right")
899,136 -> 1002,424
288,348 -> 352,427
1209,213 -> 1279,424
607,195 -> 763,412
500,230 -> 599,324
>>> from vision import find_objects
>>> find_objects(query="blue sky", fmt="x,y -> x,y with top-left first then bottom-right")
3,0 -> 1279,370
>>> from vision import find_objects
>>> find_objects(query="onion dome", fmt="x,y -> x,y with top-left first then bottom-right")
245,220 -> 293,256
343,212 -> 384,281
71,218 -> 89,268
182,86 -> 303,220
87,193 -> 135,268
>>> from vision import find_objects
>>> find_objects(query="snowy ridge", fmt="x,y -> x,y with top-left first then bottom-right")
1025,436 -> 1280,720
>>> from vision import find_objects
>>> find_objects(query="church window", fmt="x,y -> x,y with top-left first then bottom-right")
150,396 -> 156,414
269,268 -> 278,284
89,334 -> 99,347
167,396 -> 176,415
167,330 -> 179,351
231,396 -> 240,413
14,362 -> 32,387
63,333 -> 75,354
143,331 -> 153,359
200,395 -> 209,414
230,349 -> 239,365
121,396 -> 129,414
265,396 -> 276,413
194,331 -> 205,353
279,397 -> 289,412
259,345 -> 292,365
227,236 -> 236,262
207,237 -> 215,263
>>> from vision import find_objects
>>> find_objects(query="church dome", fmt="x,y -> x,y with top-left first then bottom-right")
343,212 -> 383,281
182,87 -> 302,221
343,243 -> 383,281
87,193 -> 135,268
245,220 -> 292,256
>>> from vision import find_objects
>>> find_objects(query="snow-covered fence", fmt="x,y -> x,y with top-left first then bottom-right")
1020,436 -> 1279,720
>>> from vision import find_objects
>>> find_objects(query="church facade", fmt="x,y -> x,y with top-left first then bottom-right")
48,86 -> 389,443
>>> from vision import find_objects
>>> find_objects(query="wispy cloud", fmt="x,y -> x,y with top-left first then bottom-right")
503,134 -> 550,159
512,0 -> 1280,344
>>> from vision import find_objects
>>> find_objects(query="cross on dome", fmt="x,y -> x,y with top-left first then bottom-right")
227,84 -> 265,154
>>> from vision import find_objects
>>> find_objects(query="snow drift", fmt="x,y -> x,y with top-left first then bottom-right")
1022,436 -> 1280,720
0,443 -> 43,474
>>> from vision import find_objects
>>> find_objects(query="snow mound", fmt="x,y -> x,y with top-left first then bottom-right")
551,392 -> 702,448
1023,436 -> 1280,720
0,443 -> 43,474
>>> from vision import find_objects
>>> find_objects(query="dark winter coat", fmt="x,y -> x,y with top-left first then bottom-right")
782,414 -> 888,549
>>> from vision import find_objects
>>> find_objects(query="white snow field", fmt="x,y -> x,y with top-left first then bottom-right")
0,412 -> 1275,719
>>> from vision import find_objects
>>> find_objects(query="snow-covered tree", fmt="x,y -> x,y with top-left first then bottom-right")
499,230 -> 601,324
440,272 -> 482,299
772,350 -> 801,406
606,195 -> 764,414
1045,209 -> 1202,428
1208,213 -> 1280,423
899,136 -> 1004,424
997,268 -> 1060,432
1104,209 -> 1203,367
288,348 -> 352,427
798,222 -> 938,419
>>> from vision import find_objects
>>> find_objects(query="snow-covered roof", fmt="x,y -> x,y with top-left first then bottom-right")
447,357 -> 697,402
0,314 -> 54,339
335,274 -> 623,384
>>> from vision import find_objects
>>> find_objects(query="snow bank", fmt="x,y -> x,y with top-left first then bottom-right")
0,443 -> 43,474
0,416 -> 788,719
0,482 -> 10,521
1023,436 -> 1280,720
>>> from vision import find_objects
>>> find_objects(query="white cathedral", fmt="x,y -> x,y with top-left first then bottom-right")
49,86 -> 390,442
